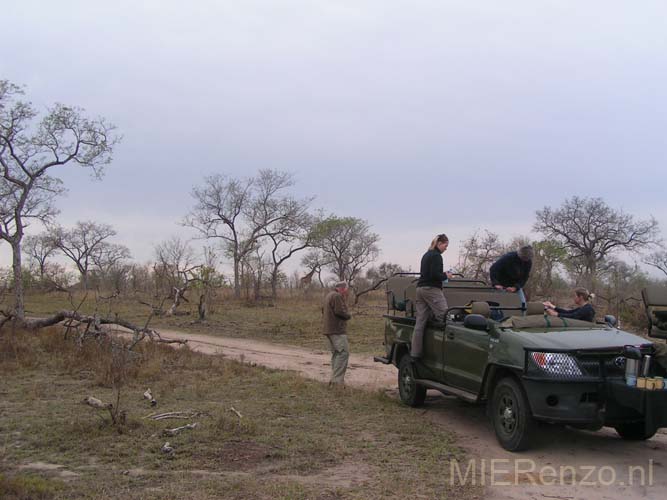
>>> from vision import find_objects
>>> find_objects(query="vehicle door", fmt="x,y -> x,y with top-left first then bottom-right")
443,322 -> 491,393
419,321 -> 447,380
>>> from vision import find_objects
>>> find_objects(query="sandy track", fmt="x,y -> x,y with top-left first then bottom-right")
120,328 -> 666,500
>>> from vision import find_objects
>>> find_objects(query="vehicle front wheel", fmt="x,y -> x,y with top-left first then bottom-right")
491,377 -> 534,451
614,422 -> 657,441
398,355 -> 426,407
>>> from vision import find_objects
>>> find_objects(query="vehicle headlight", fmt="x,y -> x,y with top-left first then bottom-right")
530,352 -> 583,377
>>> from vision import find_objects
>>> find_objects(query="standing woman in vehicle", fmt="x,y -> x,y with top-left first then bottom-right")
412,234 -> 452,360
543,287 -> 596,322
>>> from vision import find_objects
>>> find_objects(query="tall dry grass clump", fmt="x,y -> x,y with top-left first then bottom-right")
0,324 -> 232,385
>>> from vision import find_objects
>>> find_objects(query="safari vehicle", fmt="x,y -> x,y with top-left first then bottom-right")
374,274 -> 667,451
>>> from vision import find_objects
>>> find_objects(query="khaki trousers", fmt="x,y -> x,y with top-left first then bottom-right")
411,287 -> 448,358
327,334 -> 349,385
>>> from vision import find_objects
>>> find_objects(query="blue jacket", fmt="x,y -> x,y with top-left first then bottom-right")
556,303 -> 595,322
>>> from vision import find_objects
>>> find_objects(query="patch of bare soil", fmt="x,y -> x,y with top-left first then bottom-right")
283,462 -> 373,489
18,462 -> 80,480
213,440 -> 279,471
120,461 -> 372,494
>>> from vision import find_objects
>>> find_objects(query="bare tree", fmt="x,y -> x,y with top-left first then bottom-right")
0,80 -> 118,319
92,242 -> 131,273
23,233 -> 58,280
185,170 -> 308,298
534,196 -> 660,288
50,221 -> 118,290
184,174 -> 253,298
646,250 -> 667,278
241,247 -> 269,301
154,236 -> 201,315
90,242 -> 132,292
456,230 -> 504,280
311,216 -> 380,283
154,237 -> 196,286
262,210 -> 314,299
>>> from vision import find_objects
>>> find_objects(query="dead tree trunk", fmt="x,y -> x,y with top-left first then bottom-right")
11,240 -> 25,321
353,277 -> 390,305
166,286 -> 189,316
4,310 -> 188,347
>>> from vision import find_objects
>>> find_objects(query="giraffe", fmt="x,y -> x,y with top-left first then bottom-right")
299,267 -> 317,288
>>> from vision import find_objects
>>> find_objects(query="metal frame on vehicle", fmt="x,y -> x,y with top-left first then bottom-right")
385,272 -> 490,315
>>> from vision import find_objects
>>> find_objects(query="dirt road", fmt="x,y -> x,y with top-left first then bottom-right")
140,329 -> 666,500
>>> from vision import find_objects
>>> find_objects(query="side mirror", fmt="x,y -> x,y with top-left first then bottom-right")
604,315 -> 617,327
464,314 -> 489,331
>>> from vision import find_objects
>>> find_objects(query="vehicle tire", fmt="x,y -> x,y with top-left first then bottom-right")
398,355 -> 426,407
491,376 -> 535,451
614,422 -> 657,441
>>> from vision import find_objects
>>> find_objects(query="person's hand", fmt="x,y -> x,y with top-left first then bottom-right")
494,285 -> 504,290
445,272 -> 452,280
543,301 -> 555,309
506,287 -> 517,293
546,308 -> 559,317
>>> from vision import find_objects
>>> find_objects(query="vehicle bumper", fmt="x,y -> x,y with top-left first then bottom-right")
604,379 -> 667,430
523,377 -> 667,430
522,379 -> 604,424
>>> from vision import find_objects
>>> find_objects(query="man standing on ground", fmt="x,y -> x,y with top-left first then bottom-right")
323,281 -> 352,386
489,245 -> 534,305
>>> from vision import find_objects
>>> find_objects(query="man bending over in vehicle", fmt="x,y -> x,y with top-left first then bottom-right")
490,245 -> 533,305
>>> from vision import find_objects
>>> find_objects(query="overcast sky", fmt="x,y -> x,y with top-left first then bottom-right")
2,0 -> 667,276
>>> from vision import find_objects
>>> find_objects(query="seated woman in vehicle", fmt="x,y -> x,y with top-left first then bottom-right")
543,287 -> 595,322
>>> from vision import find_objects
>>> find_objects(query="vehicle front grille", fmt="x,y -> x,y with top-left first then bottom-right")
525,349 -> 628,381
576,355 -> 626,378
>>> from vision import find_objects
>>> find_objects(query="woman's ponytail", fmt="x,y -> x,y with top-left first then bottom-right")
575,287 -> 594,302
428,233 -> 449,251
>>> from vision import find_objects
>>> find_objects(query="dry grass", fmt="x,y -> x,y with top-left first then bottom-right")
23,290 -> 389,353
0,328 -> 481,500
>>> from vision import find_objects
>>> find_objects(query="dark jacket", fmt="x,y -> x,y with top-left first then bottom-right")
323,291 -> 351,335
489,251 -> 532,289
555,303 -> 595,322
417,249 -> 447,288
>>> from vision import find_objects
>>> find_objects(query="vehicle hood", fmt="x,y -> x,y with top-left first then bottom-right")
505,328 -> 650,351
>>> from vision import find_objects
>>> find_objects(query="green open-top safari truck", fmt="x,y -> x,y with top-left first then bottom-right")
374,275 -> 667,451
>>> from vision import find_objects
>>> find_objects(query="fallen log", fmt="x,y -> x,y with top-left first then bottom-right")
8,311 -> 188,347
